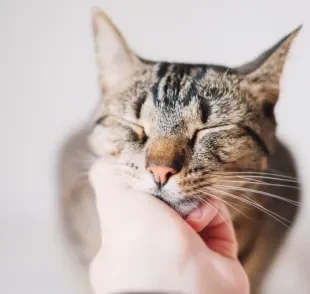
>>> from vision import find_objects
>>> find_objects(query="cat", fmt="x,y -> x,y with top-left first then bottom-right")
61,8 -> 301,294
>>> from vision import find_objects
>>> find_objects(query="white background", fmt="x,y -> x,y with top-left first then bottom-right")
1,0 -> 309,293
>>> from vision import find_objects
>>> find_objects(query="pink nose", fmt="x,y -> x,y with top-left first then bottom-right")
147,165 -> 177,186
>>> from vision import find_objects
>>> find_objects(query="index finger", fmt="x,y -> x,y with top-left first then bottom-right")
186,199 -> 238,259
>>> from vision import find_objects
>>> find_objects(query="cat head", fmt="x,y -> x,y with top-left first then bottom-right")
88,8 -> 300,215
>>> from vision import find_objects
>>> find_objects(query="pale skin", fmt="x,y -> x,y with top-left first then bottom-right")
88,160 -> 249,294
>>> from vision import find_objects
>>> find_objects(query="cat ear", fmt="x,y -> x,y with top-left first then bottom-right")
92,8 -> 139,92
236,26 -> 302,105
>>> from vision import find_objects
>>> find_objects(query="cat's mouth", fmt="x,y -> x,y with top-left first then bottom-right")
149,190 -> 200,216
149,192 -> 171,206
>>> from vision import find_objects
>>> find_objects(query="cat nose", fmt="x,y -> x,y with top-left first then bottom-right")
147,165 -> 178,187
146,136 -> 186,187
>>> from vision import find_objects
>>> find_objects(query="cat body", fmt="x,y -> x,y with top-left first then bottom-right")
62,8 -> 301,294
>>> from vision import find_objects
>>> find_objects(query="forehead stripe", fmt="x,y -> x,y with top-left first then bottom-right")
134,92 -> 147,119
157,62 -> 170,78
152,62 -> 170,104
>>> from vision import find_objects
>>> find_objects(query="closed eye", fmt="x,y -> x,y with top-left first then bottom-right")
95,115 -> 147,142
192,124 -> 236,143
192,123 -> 270,156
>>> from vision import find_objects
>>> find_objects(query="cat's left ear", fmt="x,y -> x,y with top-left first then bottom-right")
92,8 -> 140,93
236,26 -> 302,105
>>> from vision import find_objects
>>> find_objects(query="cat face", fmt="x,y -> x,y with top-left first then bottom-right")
89,8 -> 300,215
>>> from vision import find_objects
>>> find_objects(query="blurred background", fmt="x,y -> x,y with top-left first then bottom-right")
1,0 -> 309,293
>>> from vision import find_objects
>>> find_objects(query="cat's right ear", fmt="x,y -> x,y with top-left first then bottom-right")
92,8 -> 139,93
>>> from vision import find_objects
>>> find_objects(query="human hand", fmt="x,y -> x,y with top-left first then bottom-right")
88,160 -> 249,294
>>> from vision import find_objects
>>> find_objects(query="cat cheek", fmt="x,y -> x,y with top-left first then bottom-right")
101,143 -> 122,157
88,132 -> 121,158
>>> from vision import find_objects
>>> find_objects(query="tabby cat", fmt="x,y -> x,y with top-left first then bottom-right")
63,8 -> 301,294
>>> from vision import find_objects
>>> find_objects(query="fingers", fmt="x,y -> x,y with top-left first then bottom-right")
88,160 -> 131,225
186,200 -> 220,232
186,199 -> 238,259
91,160 -> 238,259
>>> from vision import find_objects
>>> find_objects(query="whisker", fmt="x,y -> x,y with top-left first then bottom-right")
214,184 -> 299,206
213,171 -> 298,181
215,179 -> 299,189
206,187 -> 291,227
190,193 -> 229,226
193,188 -> 252,222
186,167 -> 299,183
243,168 -> 297,179
238,176 -> 267,184
267,167 -> 297,179
241,193 -> 264,208
208,187 -> 291,222
235,175 -> 298,183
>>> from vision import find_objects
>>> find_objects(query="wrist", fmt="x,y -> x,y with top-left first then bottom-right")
90,248 -> 183,294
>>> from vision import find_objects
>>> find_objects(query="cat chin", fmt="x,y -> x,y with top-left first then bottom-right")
174,199 -> 201,217
157,196 -> 200,218
135,187 -> 199,218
